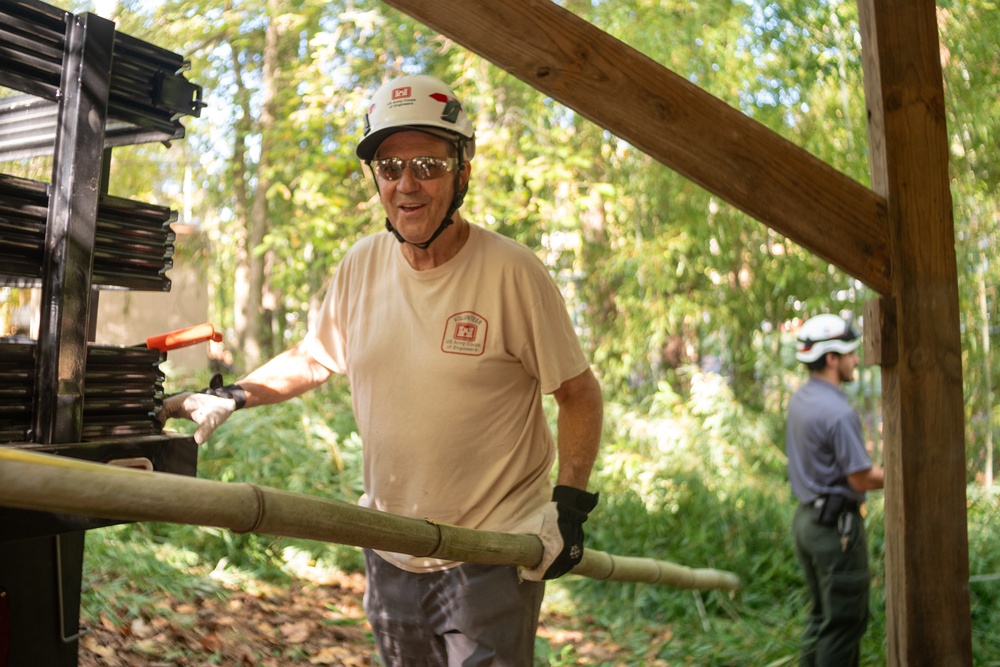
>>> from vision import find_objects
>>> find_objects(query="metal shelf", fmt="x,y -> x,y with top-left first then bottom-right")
0,9 -> 205,661
0,0 -> 203,158
0,0 -> 203,455
0,173 -> 176,290
0,0 -> 203,569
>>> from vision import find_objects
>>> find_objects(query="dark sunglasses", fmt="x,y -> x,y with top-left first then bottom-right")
371,156 -> 457,181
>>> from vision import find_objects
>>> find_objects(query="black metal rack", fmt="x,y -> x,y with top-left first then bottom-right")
0,0 -> 202,157
0,1 -> 204,664
0,173 -> 177,291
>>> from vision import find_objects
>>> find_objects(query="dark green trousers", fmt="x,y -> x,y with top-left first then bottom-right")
792,503 -> 871,667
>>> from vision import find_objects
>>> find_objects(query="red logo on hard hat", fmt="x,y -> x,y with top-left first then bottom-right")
429,93 -> 463,124
392,86 -> 412,100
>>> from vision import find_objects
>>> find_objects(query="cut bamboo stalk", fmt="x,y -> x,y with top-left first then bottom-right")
575,548 -> 740,590
0,447 -> 740,591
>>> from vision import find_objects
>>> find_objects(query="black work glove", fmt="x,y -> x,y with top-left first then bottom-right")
199,373 -> 247,409
544,485 -> 600,579
536,485 -> 600,580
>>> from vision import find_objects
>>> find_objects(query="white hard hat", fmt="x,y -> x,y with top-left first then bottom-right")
796,314 -> 861,363
357,74 -> 475,161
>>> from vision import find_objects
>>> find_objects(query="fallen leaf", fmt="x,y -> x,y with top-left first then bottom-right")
130,617 -> 152,638
199,632 -> 223,652
81,634 -> 116,659
280,620 -> 312,644
309,645 -> 364,665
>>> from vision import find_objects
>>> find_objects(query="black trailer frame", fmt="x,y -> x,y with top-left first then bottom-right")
0,2 -> 203,664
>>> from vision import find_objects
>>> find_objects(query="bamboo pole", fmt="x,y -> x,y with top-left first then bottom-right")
0,448 -> 740,591
576,548 -> 740,590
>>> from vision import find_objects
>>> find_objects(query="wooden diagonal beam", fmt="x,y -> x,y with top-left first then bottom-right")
381,0 -> 893,294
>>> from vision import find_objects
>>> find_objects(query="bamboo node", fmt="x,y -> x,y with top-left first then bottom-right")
240,484 -> 267,534
423,517 -> 446,557
603,550 -> 616,580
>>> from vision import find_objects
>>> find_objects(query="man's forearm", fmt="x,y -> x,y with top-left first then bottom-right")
848,464 -> 885,492
237,344 -> 332,408
553,369 -> 603,489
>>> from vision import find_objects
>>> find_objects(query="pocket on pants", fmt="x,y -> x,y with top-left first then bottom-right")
828,568 -> 870,625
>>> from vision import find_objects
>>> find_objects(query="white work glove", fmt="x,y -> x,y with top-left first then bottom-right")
160,375 -> 247,444
519,485 -> 599,582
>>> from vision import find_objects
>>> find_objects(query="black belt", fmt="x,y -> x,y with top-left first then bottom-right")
802,496 -> 860,512
802,494 -> 861,527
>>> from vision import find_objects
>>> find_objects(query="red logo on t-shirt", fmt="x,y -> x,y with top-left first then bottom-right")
442,311 -> 487,356
455,323 -> 477,341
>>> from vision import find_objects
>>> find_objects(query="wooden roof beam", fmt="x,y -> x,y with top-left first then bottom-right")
382,0 -> 893,294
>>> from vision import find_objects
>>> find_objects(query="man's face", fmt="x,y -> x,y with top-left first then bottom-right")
836,350 -> 859,383
373,131 -> 469,246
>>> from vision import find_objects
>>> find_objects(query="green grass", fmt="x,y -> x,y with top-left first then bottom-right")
82,522 -> 226,624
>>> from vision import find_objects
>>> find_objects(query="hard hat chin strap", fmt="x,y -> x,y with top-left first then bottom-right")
384,214 -> 454,250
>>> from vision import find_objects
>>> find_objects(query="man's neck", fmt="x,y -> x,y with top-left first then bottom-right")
401,216 -> 469,270
811,367 -> 841,387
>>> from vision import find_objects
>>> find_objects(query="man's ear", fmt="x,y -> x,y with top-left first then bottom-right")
459,160 -> 471,189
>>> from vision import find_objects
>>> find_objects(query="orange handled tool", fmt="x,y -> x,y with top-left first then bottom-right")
145,323 -> 223,352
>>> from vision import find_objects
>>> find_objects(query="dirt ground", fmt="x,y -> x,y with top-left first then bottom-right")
78,571 -> 371,667
77,571 -> 627,666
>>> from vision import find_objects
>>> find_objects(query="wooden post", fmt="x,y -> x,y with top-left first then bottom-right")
858,1 -> 972,664
863,297 -> 897,367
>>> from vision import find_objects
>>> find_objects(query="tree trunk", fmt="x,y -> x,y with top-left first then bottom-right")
242,0 -> 281,370
230,24 -> 252,374
978,265 -> 993,487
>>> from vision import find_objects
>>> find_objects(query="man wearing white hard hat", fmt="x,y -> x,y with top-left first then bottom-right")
786,313 -> 884,667
164,74 -> 603,666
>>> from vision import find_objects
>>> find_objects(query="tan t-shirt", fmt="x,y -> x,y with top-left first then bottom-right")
301,223 -> 590,572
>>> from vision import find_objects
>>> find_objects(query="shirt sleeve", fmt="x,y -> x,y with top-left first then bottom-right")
516,258 -> 590,395
299,259 -> 351,374
830,408 -> 873,477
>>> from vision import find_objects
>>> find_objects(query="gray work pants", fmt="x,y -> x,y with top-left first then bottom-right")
363,549 -> 545,666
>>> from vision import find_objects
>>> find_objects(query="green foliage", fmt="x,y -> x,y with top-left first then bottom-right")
939,0 -> 1000,485
967,487 -> 1000,664
83,523 -> 226,622
566,371 -> 806,645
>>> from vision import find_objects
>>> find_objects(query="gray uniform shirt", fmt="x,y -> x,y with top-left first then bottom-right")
786,377 -> 872,503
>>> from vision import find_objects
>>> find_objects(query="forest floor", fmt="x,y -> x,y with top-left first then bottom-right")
77,569 -> 632,666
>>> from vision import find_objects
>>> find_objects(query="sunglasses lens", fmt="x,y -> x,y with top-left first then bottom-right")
373,157 -> 455,181
411,157 -> 445,180
374,158 -> 404,180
